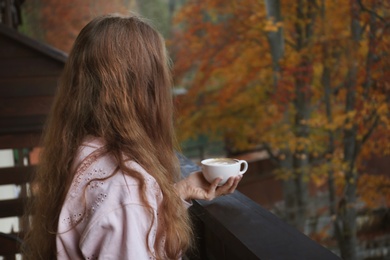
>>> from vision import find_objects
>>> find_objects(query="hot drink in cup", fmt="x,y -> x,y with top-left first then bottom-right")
201,158 -> 248,186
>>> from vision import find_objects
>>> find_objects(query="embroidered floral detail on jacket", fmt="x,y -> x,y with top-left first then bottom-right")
70,154 -> 101,198
90,193 -> 108,213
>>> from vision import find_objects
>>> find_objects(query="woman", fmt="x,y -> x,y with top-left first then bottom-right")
23,14 -> 241,259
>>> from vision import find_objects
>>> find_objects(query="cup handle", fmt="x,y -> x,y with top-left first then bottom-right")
239,160 -> 248,174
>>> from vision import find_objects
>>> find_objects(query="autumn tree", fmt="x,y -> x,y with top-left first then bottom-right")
21,0 -> 136,52
264,0 -> 316,231
172,0 -> 390,258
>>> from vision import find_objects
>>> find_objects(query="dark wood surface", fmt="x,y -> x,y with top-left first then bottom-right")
0,198 -> 27,218
0,166 -> 35,185
0,115 -> 47,134
0,24 -> 66,258
0,133 -> 41,149
0,96 -> 54,117
0,23 -> 66,144
0,77 -> 59,97
0,24 -> 67,62
0,232 -> 23,256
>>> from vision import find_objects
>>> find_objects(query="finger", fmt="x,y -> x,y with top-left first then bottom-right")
219,175 -> 242,195
209,177 -> 222,192
200,177 -> 219,200
216,176 -> 235,196
226,175 -> 242,194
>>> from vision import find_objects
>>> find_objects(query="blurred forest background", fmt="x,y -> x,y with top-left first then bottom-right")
10,0 -> 390,259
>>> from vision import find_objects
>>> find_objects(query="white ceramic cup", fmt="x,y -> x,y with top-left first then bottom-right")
201,158 -> 248,186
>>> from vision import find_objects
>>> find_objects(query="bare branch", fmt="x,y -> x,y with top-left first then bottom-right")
356,0 -> 386,23
261,142 -> 280,164
362,116 -> 379,145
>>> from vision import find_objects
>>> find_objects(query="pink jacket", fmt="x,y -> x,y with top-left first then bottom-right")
56,137 -> 190,259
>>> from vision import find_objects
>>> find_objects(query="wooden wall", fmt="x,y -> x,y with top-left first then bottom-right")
0,24 -> 66,149
0,24 -> 66,258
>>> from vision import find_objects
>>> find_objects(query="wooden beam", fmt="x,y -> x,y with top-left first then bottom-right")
0,198 -> 27,218
4,0 -> 13,27
0,58 -> 64,78
0,115 -> 46,135
0,24 -> 67,63
0,77 -> 58,97
0,133 -> 42,149
0,166 -> 36,185
0,96 -> 54,117
0,232 -> 22,255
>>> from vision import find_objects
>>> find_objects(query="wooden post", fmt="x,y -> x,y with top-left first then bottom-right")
4,0 -> 13,27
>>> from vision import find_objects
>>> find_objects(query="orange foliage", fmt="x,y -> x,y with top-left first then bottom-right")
172,0 -> 390,208
39,0 -> 136,52
172,0 -> 274,150
358,174 -> 390,208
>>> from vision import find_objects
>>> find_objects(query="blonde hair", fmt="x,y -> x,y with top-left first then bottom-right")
23,14 -> 192,259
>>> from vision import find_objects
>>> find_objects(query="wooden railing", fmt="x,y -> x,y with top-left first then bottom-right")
0,166 -> 34,219
0,152 -> 342,259
178,153 -> 341,260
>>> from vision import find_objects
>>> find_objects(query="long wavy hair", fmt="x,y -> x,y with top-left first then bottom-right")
23,14 -> 192,259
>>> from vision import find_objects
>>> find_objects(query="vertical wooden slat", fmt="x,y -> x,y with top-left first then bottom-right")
4,0 -> 13,27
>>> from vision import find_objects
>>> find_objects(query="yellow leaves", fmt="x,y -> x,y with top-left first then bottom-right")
344,123 -> 354,130
377,103 -> 388,115
358,174 -> 390,209
174,0 -> 390,175
329,114 -> 347,130
312,172 -> 327,187
208,9 -> 220,23
264,18 -> 283,32
306,115 -> 328,129
294,137 -> 311,152
310,163 -> 331,187
249,11 -> 263,24
376,102 -> 390,125
346,110 -> 357,118
266,103 -> 279,117
249,14 -> 256,22
273,168 -> 294,181
306,110 -> 358,131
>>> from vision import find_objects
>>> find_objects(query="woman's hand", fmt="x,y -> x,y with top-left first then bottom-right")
175,171 -> 242,201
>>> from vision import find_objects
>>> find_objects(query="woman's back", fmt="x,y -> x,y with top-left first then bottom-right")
57,137 -> 169,259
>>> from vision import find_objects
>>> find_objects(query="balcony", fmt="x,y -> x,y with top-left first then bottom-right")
0,153 -> 341,259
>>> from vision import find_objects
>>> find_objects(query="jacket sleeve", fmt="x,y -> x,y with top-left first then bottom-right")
79,203 -> 157,260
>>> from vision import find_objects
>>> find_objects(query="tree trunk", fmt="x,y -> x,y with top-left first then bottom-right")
263,0 -> 314,232
320,0 -> 344,253
289,0 -> 315,232
263,0 -> 301,228
263,0 -> 284,86
280,150 -> 297,224
292,62 -> 311,231
338,1 -> 361,259
169,0 -> 176,21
